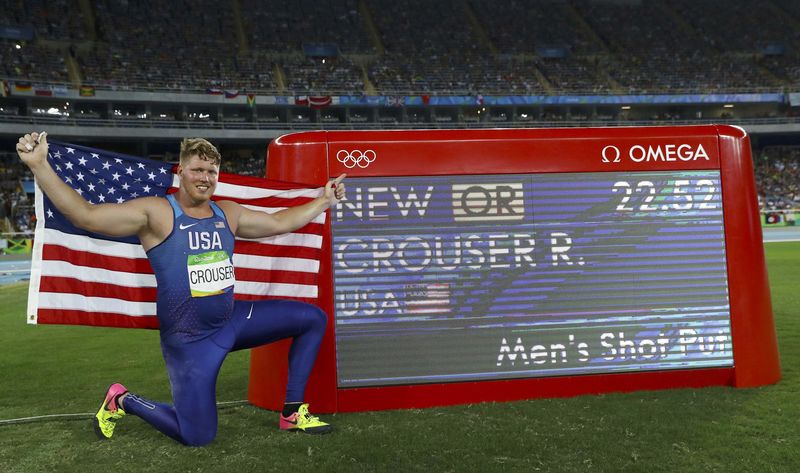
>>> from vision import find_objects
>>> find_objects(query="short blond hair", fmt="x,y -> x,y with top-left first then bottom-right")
180,138 -> 221,166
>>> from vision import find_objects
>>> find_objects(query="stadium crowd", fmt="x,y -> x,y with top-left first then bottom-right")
2,0 -> 800,94
0,152 -> 34,234
755,147 -> 800,211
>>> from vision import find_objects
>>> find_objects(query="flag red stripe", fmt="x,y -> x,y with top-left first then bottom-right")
41,272 -> 316,298
38,298 -> 316,327
215,195 -> 318,208
231,221 -> 324,237
234,294 -> 317,304
216,173 -> 319,191
42,244 -> 153,274
36,309 -> 160,329
43,240 -> 323,272
292,222 -> 325,236
39,276 -> 157,302
235,268 -> 318,286
234,240 -> 322,259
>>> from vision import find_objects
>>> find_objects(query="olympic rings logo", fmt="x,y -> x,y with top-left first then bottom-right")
336,149 -> 376,169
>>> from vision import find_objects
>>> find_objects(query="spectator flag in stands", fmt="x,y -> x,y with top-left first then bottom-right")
308,96 -> 332,108
34,86 -> 53,97
28,141 -> 326,329
294,96 -> 333,108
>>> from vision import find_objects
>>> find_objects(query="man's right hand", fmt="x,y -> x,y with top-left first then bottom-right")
16,131 -> 48,169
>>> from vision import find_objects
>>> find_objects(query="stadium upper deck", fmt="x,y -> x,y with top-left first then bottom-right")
2,0 -> 799,95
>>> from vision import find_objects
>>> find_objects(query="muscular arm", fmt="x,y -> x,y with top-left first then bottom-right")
220,174 -> 347,239
16,132 -> 153,238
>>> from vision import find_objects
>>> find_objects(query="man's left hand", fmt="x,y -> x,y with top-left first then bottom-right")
324,173 -> 347,206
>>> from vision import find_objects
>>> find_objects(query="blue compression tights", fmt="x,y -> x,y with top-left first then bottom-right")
123,299 -> 327,446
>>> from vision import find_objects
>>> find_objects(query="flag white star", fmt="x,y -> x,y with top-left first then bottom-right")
91,153 -> 100,159
137,163 -> 145,169
125,167 -> 134,175
65,177 -> 73,184
159,168 -> 168,174
76,172 -> 85,181
46,208 -> 54,218
65,162 -> 73,170
143,185 -> 151,193
131,192 -> 139,198
87,183 -> 96,191
66,147 -> 75,154
107,187 -> 115,195
114,158 -> 122,164
53,150 -> 62,158
112,172 -> 120,181
122,183 -> 130,190
102,161 -> 111,170
98,195 -> 106,202
78,157 -> 87,166
148,172 -> 156,180
116,197 -> 125,203
89,168 -> 98,175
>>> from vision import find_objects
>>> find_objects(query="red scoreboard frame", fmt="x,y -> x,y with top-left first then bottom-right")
249,125 -> 780,413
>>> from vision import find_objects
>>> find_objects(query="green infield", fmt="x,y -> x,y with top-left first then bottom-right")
1,242 -> 798,473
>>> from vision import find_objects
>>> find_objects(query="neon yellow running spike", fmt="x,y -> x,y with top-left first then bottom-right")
93,383 -> 128,440
279,403 -> 333,434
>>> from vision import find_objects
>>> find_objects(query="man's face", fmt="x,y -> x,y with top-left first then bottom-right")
179,154 -> 219,202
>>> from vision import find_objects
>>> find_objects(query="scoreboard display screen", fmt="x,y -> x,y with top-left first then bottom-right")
331,171 -> 733,387
251,125 -> 779,413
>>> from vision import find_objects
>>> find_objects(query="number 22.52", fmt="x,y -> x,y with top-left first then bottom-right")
611,180 -> 717,211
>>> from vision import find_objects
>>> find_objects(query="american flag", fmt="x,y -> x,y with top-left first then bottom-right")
27,141 -> 326,329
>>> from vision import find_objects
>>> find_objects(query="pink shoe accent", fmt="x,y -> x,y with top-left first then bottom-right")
104,383 -> 128,411
279,412 -> 299,430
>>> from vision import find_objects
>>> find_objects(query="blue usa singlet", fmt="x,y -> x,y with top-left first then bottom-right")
147,194 -> 236,343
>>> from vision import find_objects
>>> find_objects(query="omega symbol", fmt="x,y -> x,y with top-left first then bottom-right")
337,149 -> 376,169
601,145 -> 621,163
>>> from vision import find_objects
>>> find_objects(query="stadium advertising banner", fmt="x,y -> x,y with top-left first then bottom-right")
251,126 -> 780,413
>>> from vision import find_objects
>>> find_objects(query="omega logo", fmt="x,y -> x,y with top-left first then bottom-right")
602,144 -> 710,163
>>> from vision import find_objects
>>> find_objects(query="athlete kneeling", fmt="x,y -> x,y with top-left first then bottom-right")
17,132 -> 345,445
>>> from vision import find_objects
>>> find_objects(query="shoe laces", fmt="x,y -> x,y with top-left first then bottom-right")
104,408 -> 125,420
297,404 -> 319,423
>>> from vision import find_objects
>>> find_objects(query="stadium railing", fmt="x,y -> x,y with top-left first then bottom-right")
0,77 -> 791,97
1,113 -> 799,131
